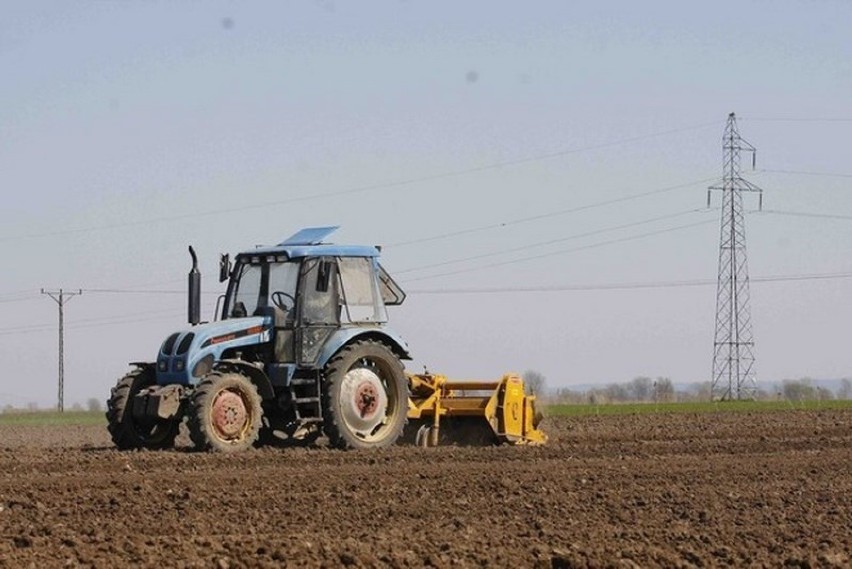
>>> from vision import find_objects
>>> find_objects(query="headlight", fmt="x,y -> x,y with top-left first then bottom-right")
192,355 -> 215,378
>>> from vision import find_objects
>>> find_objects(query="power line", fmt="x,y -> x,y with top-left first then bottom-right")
759,168 -> 852,179
0,315 -> 179,337
0,289 -> 38,298
0,289 -> 42,303
406,271 -> 852,294
0,121 -> 719,244
81,288 -> 222,295
0,310 -> 184,337
742,117 -> 852,123
64,313 -> 180,331
9,272 -> 848,320
6,208 -> 847,300
401,218 -> 717,283
0,323 -> 56,335
0,288 -> 208,299
64,307 -> 179,327
396,208 -> 712,275
387,175 -> 719,248
757,209 -> 852,222
0,295 -> 40,304
0,285 -> 219,302
0,303 -> 183,335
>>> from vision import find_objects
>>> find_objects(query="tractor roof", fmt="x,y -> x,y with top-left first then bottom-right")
242,226 -> 381,259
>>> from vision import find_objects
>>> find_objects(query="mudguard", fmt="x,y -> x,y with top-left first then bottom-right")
213,359 -> 275,400
316,327 -> 411,369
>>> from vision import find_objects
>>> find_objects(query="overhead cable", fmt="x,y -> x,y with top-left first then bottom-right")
400,218 -> 718,283
742,117 -> 852,123
756,209 -> 852,222
388,175 -> 719,248
0,121 -> 719,243
759,168 -> 852,179
407,271 -> 852,294
396,208 -> 713,274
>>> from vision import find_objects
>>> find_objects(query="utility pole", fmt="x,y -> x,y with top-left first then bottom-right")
41,289 -> 82,412
707,113 -> 763,400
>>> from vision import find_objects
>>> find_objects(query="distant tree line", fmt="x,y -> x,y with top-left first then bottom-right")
778,378 -> 847,402
1,398 -> 103,413
547,376 -> 852,404
1,376 -> 850,413
551,376 -> 681,405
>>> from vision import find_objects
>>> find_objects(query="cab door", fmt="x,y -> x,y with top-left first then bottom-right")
296,257 -> 340,365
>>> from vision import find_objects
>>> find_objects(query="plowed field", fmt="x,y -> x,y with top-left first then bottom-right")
0,409 -> 849,568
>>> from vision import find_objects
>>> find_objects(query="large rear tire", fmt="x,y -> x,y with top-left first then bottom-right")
187,371 -> 263,452
322,340 -> 408,450
106,368 -> 180,450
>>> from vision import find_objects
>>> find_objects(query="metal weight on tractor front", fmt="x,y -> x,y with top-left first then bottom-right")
105,226 -> 546,452
106,366 -> 181,450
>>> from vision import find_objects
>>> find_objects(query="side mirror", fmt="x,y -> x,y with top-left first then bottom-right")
219,254 -> 231,283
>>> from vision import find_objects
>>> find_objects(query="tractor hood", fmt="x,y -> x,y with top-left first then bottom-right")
155,317 -> 272,386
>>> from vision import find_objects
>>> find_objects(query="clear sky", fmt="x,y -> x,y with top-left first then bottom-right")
1,1 -> 851,407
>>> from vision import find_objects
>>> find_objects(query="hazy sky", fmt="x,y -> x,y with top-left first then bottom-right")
2,1 -> 851,407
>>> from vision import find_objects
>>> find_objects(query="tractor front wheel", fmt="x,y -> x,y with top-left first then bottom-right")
106,367 -> 180,450
187,371 -> 263,452
322,340 -> 408,450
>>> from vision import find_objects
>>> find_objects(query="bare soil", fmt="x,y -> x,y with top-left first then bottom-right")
0,409 -> 849,568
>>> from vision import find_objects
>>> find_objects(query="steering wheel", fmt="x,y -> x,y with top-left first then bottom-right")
271,291 -> 295,311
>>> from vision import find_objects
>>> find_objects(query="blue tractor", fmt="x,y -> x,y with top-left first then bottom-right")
106,227 -> 412,451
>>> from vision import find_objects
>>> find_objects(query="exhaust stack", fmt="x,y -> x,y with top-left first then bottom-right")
188,246 -> 201,325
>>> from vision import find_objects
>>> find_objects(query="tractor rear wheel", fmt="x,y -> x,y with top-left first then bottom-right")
322,340 -> 408,450
187,371 -> 263,452
106,368 -> 180,450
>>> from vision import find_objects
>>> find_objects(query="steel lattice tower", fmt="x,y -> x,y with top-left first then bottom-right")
708,113 -> 763,400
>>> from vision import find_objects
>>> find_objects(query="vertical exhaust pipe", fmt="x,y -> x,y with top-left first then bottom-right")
188,246 -> 201,325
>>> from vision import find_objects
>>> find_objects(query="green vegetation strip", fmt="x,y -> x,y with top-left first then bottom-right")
545,399 -> 852,417
0,410 -> 106,426
1,400 -> 850,426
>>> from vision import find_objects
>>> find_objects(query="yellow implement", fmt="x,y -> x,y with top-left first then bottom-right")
406,372 -> 547,447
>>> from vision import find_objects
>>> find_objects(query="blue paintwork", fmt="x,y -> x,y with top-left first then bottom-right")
156,317 -> 271,386
278,226 -> 340,246
315,326 -> 411,368
248,243 -> 380,259
242,227 -> 379,259
156,320 -> 409,387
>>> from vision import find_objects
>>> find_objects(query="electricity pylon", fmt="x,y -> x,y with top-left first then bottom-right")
708,113 -> 762,400
41,288 -> 82,412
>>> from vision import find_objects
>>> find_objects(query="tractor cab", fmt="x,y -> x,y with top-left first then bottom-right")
219,227 -> 406,367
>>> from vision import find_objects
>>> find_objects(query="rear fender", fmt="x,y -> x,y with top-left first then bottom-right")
316,327 -> 411,369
